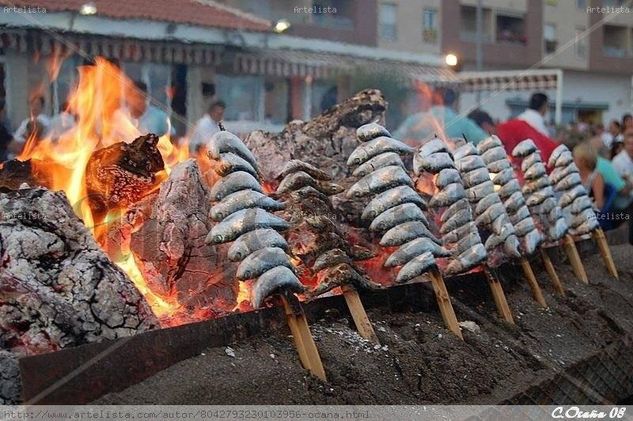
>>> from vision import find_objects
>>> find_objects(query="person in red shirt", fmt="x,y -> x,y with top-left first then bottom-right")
469,109 -> 558,164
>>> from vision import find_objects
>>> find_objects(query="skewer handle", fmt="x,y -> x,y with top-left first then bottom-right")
341,284 -> 380,344
563,235 -> 589,284
430,270 -> 463,340
280,293 -> 327,381
483,267 -> 515,324
540,248 -> 565,295
593,229 -> 619,280
520,258 -> 547,308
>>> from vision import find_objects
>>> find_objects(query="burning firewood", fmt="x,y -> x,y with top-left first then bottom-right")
85,134 -> 166,222
129,159 -> 239,321
245,90 -> 387,181
0,188 -> 159,403
512,140 -> 589,284
548,144 -> 618,279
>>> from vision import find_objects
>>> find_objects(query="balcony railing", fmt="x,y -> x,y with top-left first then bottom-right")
603,46 -> 628,58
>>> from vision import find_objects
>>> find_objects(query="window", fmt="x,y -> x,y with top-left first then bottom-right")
576,0 -> 586,8
544,23 -> 557,54
575,27 -> 587,57
422,8 -> 438,43
379,3 -> 397,41
602,25 -> 627,57
496,14 -> 526,44
215,75 -> 263,121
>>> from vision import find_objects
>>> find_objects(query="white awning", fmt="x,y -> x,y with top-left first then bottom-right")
457,69 -> 560,92
233,49 -> 458,84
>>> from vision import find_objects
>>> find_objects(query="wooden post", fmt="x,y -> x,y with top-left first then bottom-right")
519,258 -> 548,308
563,235 -> 589,284
540,248 -> 565,295
280,293 -> 326,381
429,270 -> 463,339
483,267 -> 515,324
592,228 -> 619,280
341,284 -> 380,344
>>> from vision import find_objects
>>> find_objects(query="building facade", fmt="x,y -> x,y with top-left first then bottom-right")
377,0 -> 633,126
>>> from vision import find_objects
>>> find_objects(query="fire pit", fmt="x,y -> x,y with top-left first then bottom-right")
0,57 -> 621,404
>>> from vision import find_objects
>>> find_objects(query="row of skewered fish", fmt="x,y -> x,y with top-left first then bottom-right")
478,136 -> 544,255
413,137 -> 487,274
548,145 -> 600,236
511,139 -> 568,243
346,123 -> 447,283
204,131 -> 304,308
274,159 -> 378,297
452,140 -> 521,266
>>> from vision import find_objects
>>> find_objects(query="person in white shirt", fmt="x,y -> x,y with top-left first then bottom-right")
612,128 -> 633,182
48,102 -> 77,141
111,80 -> 171,142
602,120 -> 623,150
13,95 -> 50,144
517,92 -> 550,137
189,100 -> 225,153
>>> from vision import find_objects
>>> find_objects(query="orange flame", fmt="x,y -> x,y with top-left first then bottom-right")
18,57 -> 193,324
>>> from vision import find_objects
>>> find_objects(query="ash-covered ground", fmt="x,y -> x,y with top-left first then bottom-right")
96,242 -> 633,404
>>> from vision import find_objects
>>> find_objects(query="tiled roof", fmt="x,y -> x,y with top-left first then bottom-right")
0,0 -> 271,32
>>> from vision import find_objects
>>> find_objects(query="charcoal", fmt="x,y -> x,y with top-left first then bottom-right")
0,188 -> 158,402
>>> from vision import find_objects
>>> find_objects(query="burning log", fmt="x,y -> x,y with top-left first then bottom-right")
245,90 -> 387,181
345,124 -> 463,338
413,136 -> 515,325
0,351 -> 19,404
548,145 -> 618,279
512,140 -> 588,284
206,131 -> 325,380
0,159 -> 56,190
86,134 -> 166,222
129,159 -> 239,321
0,188 -> 159,403
274,159 -> 380,343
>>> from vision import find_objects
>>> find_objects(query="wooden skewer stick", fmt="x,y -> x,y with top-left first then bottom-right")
341,284 -> 380,344
592,228 -> 619,280
519,258 -> 548,308
563,235 -> 589,284
483,267 -> 515,324
280,292 -> 326,381
429,269 -> 463,340
540,248 -> 565,295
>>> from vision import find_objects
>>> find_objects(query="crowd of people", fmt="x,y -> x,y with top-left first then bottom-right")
395,89 -> 633,243
0,79 -> 228,161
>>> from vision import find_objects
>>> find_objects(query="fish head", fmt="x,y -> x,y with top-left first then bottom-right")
347,149 -> 368,166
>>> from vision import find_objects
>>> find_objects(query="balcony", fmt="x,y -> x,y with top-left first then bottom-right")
602,25 -> 630,58
496,14 -> 527,45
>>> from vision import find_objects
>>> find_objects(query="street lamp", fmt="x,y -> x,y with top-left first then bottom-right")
445,53 -> 458,67
273,19 -> 291,33
79,2 -> 97,15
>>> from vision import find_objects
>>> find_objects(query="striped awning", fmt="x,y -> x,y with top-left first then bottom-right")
233,49 -> 458,84
458,70 -> 560,92
1,30 -> 223,65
